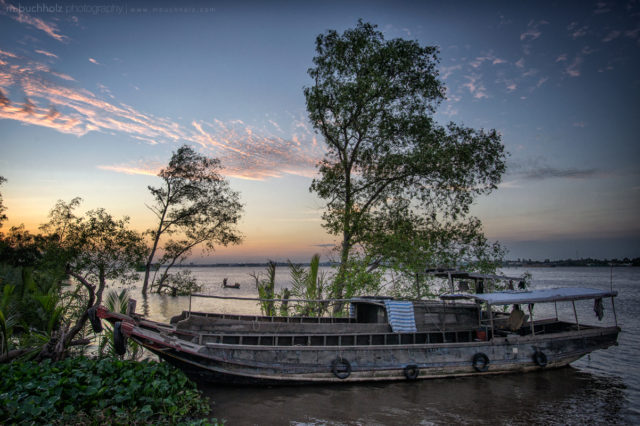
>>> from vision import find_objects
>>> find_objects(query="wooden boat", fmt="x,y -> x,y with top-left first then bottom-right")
222,278 -> 240,289
92,281 -> 620,385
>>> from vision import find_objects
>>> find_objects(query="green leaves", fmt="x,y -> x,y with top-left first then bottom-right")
288,254 -> 328,316
144,145 -> 243,295
0,357 -> 212,424
305,21 -> 507,300
253,261 -> 279,316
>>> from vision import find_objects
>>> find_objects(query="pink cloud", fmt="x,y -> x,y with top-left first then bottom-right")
0,49 -> 18,58
462,75 -> 488,99
568,22 -> 589,39
88,58 -> 100,65
35,49 -> 58,59
51,71 -> 74,81
593,2 -> 610,14
439,64 -> 461,80
602,30 -> 621,42
536,77 -> 548,88
189,119 -> 322,180
0,47 -> 324,181
565,56 -> 583,77
97,163 -> 162,176
520,19 -> 548,41
625,27 -> 640,39
0,0 -> 68,42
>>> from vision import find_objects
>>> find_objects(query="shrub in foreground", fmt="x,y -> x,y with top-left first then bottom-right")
0,357 -> 215,424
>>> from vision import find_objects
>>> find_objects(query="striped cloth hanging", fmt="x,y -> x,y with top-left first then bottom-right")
349,303 -> 356,318
384,300 -> 417,333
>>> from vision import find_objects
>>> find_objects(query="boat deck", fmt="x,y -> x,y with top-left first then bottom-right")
162,319 -> 592,348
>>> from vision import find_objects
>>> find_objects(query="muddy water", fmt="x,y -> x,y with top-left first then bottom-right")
129,267 -> 639,424
207,369 -> 627,425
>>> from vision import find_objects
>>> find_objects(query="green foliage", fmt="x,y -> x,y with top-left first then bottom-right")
40,201 -> 148,298
252,261 -> 278,316
0,260 -> 75,358
0,284 -> 16,355
153,269 -> 202,296
143,144 -> 243,295
0,194 -> 146,361
289,254 -> 329,316
370,214 -> 506,298
0,357 -> 215,424
279,288 -> 291,317
338,254 -> 383,300
97,289 -> 143,359
305,21 -> 507,301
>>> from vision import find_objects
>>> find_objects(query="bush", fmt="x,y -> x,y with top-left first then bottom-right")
0,357 -> 217,424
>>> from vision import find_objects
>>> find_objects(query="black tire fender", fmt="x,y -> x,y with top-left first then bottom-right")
87,306 -> 103,333
533,350 -> 548,367
331,357 -> 351,379
113,321 -> 127,356
404,364 -> 419,380
472,352 -> 490,372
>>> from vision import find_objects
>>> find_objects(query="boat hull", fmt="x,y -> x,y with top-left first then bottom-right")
128,324 -> 619,385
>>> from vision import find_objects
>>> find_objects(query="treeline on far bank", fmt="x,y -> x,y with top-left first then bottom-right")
503,257 -> 640,267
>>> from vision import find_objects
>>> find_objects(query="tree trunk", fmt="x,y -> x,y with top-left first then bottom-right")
152,243 -> 192,293
332,157 -> 353,315
33,270 -> 96,362
142,230 -> 161,294
332,234 -> 351,314
143,185 -> 172,294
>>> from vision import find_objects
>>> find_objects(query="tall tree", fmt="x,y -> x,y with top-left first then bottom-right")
0,197 -> 146,362
38,199 -> 147,359
304,21 -> 506,302
142,145 -> 243,294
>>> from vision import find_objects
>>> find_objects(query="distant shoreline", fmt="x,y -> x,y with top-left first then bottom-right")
169,258 -> 640,268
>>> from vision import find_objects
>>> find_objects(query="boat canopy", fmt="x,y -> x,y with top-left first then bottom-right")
426,269 -> 522,281
441,287 -> 617,305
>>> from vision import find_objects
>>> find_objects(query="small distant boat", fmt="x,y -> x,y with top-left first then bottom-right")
93,271 -> 620,385
222,278 -> 240,289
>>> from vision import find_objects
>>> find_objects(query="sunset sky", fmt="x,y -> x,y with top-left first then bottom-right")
1,0 -> 638,262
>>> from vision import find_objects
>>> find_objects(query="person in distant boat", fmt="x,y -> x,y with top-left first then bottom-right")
223,278 -> 228,287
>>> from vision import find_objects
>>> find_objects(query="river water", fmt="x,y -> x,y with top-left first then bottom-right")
127,266 -> 639,424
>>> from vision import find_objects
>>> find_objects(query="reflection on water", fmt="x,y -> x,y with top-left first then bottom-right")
126,266 -> 639,424
203,369 -> 628,425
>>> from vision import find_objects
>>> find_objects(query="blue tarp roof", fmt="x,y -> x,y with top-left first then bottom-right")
441,287 -> 617,305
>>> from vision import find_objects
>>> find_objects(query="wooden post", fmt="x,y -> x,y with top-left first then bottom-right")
611,296 -> 618,327
441,300 -> 447,334
188,292 -> 192,318
126,299 -> 136,316
489,303 -> 494,340
528,304 -> 535,336
572,301 -> 580,330
554,301 -> 558,321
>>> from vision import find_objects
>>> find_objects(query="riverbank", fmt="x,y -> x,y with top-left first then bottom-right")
0,356 -> 220,424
